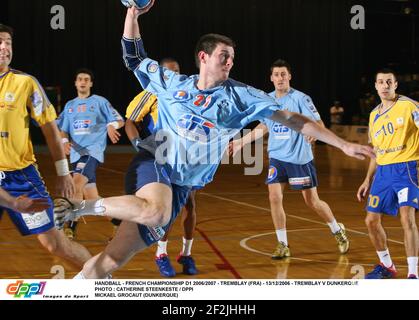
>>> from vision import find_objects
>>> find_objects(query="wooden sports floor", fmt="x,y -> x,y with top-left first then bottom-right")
0,145 -> 412,279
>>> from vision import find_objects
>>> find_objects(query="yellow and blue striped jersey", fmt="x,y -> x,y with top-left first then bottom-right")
125,90 -> 158,138
369,95 -> 419,165
0,69 -> 57,171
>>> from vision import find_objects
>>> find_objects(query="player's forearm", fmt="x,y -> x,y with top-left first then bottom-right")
363,157 -> 377,183
41,121 -> 70,176
123,9 -> 141,39
270,110 -> 346,150
125,119 -> 140,141
241,123 -> 267,146
41,122 -> 67,161
0,187 -> 17,210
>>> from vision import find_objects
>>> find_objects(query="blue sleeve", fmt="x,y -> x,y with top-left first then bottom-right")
239,85 -> 282,127
99,98 -> 123,122
57,103 -> 71,133
121,37 -> 147,71
133,58 -> 189,95
299,94 -> 321,121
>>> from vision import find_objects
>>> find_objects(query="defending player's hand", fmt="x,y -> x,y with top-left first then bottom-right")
357,180 -> 371,202
56,175 -> 75,199
341,142 -> 375,160
229,139 -> 243,157
107,126 -> 121,144
13,195 -> 51,213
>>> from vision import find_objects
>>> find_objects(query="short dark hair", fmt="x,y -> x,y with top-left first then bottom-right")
194,33 -> 236,68
375,68 -> 397,81
0,24 -> 14,38
75,68 -> 94,82
159,57 -> 178,66
271,59 -> 291,74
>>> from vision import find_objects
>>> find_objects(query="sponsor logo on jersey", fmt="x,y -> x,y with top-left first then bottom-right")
173,90 -> 191,101
73,119 -> 92,134
0,131 -> 9,138
177,114 -> 215,143
272,123 -> 290,139
5,92 -> 14,102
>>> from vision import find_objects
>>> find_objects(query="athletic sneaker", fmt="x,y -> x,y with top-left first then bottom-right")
177,255 -> 198,275
365,263 -> 397,279
155,254 -> 176,277
407,274 -> 418,279
334,223 -> 349,254
271,242 -> 291,259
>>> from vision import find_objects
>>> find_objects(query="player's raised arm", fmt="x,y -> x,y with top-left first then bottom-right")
122,2 -> 154,71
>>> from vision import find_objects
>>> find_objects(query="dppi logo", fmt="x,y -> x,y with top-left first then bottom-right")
173,90 -> 190,101
73,119 -> 91,129
177,114 -> 215,143
6,280 -> 46,298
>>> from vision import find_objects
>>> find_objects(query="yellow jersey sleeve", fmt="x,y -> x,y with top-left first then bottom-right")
26,76 -> 57,126
125,91 -> 158,123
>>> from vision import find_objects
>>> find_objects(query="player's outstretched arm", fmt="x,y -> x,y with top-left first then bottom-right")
270,110 -> 375,160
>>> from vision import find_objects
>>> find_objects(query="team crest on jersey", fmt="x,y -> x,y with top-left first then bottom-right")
68,107 -> 73,113
177,114 -> 215,143
267,166 -> 277,181
173,90 -> 191,101
147,63 -> 159,73
5,92 -> 14,103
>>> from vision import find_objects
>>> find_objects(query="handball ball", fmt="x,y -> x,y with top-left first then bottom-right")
121,0 -> 152,10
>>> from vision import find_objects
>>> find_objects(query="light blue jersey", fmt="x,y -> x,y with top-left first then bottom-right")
262,89 -> 321,165
122,37 -> 282,187
57,95 -> 123,163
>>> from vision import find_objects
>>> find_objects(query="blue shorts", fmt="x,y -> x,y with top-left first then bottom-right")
367,161 -> 419,216
0,165 -> 54,236
266,158 -> 318,190
125,148 -> 191,246
71,156 -> 100,184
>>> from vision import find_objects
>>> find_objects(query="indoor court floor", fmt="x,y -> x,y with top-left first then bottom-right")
0,145 -> 411,279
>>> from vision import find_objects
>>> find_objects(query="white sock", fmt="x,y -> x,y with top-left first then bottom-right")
76,198 -> 106,217
377,249 -> 393,268
156,240 -> 168,257
327,219 -> 341,234
181,237 -> 194,256
73,271 -> 85,279
407,257 -> 418,277
275,229 -> 288,246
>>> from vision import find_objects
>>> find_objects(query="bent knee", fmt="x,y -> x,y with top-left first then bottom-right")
144,202 -> 171,227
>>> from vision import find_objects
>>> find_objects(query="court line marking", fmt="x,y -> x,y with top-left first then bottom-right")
200,192 -> 404,245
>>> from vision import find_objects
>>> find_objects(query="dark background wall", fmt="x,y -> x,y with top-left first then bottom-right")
1,0 -> 418,143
